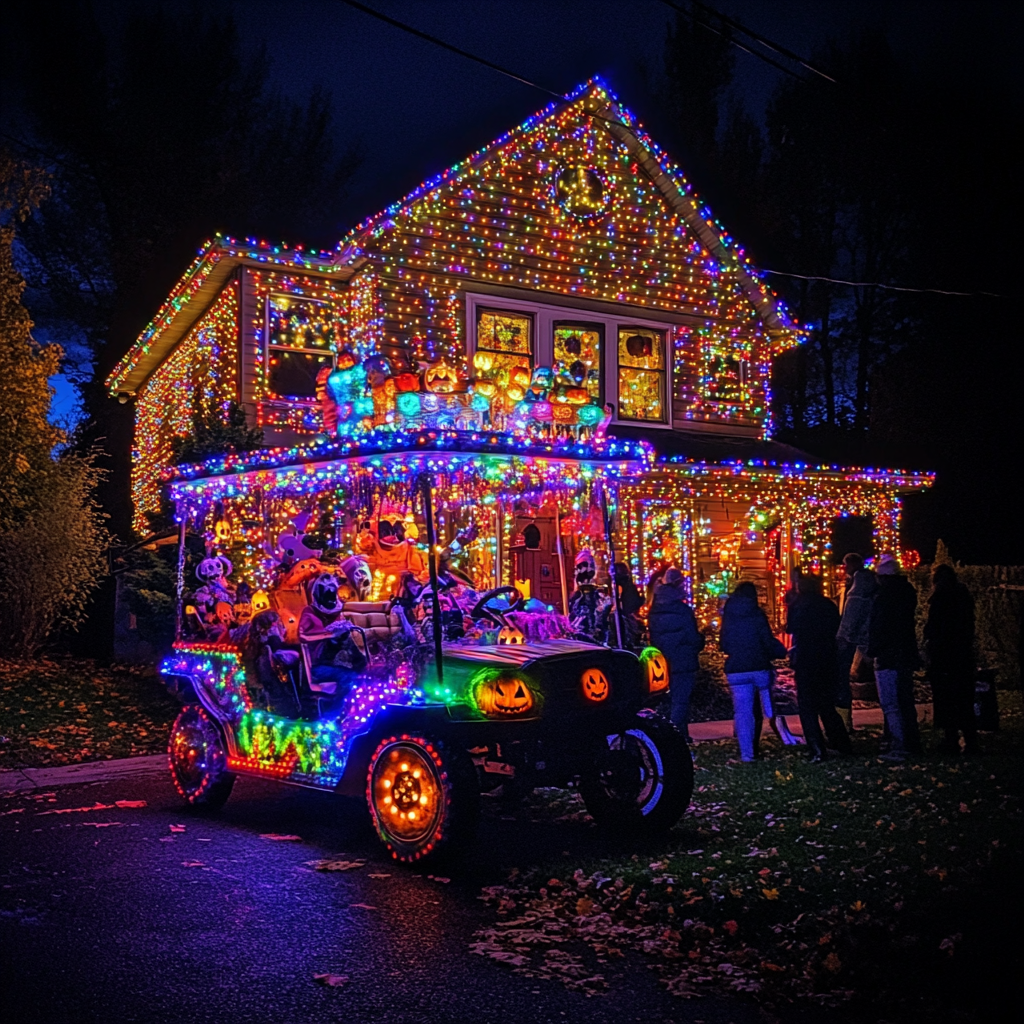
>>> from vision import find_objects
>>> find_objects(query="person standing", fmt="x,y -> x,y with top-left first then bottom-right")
613,561 -> 645,650
648,567 -> 704,741
787,574 -> 852,761
867,554 -> 923,760
720,582 -> 784,762
836,554 -> 878,731
925,564 -> 980,755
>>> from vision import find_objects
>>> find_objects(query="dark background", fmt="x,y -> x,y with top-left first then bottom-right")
2,0 -> 1021,576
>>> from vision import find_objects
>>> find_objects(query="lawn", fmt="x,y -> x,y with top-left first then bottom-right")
0,659 -> 180,769
472,693 -> 1023,1022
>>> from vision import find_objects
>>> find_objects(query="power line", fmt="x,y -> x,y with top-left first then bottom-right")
336,0 -> 563,99
759,268 -> 1004,299
655,0 -> 810,83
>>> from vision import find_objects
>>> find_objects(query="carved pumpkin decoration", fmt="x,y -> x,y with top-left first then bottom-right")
395,371 -> 421,393
565,388 -> 590,405
511,366 -> 532,389
552,403 -> 575,424
251,589 -> 271,614
472,379 -> 496,398
497,625 -> 525,646
475,672 -> 535,716
214,518 -> 232,544
641,647 -> 669,693
473,350 -> 494,372
581,667 -> 610,702
336,349 -> 358,370
424,359 -> 459,394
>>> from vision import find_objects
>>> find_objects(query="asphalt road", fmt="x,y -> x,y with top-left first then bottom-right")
0,765 -> 769,1024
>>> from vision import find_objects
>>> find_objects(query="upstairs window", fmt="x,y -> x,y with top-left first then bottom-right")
617,326 -> 667,422
474,308 -> 533,410
266,294 -> 338,400
553,322 -> 603,403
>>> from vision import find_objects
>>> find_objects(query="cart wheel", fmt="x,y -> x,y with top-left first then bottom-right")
168,705 -> 235,809
366,734 -> 479,863
579,712 -> 692,835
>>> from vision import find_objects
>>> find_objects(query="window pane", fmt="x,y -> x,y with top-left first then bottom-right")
477,309 -> 532,355
268,294 -> 337,351
618,327 -> 666,422
268,348 -> 333,399
554,323 -> 602,401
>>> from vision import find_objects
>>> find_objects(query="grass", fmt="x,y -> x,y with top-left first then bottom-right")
473,692 -> 1023,1022
0,658 -> 181,769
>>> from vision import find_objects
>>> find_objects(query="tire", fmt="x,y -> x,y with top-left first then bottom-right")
168,705 -> 236,809
579,712 -> 693,835
366,734 -> 479,863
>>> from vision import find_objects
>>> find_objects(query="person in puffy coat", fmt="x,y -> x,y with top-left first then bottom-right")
925,564 -> 979,755
787,574 -> 852,760
720,582 -> 785,761
648,567 -> 704,741
867,554 -> 923,760
835,554 -> 876,728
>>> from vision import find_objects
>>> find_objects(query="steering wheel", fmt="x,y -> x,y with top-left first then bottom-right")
471,586 -> 524,624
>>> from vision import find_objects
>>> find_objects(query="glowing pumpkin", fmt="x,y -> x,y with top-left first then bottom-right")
507,385 -> 525,402
336,349 -> 357,370
214,518 -> 232,544
581,667 -> 610,702
566,388 -> 590,405
475,673 -> 535,716
531,401 -> 553,422
473,351 -> 494,372
552,403 -> 575,423
424,359 -> 460,393
497,625 -> 525,646
251,589 -> 271,613
641,647 -> 669,693
395,372 -> 421,393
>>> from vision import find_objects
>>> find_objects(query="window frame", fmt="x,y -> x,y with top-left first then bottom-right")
552,319 -> 605,407
264,292 -> 338,402
616,325 -> 669,425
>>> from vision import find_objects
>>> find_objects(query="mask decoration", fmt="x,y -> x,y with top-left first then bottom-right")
309,573 -> 342,615
574,549 -> 597,588
640,647 -> 669,693
340,555 -> 373,601
581,667 -> 610,702
497,625 -> 525,646
474,671 -> 536,717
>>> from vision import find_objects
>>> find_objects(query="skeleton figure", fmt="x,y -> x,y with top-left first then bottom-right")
567,548 -> 611,645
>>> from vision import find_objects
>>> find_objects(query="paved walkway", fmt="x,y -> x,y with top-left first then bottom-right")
1,704 -> 934,794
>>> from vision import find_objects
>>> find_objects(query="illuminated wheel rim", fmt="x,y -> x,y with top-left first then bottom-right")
369,740 -> 445,849
169,707 -> 228,801
603,728 -> 665,817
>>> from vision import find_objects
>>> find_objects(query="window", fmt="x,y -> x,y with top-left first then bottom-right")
617,327 -> 666,422
266,294 -> 338,400
474,308 -> 533,412
553,322 -> 602,403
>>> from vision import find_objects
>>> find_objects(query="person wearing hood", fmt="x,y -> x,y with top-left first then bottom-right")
648,567 -> 704,741
787,573 -> 853,761
867,554 -> 923,760
720,581 -> 786,762
836,554 -> 878,731
925,563 -> 979,755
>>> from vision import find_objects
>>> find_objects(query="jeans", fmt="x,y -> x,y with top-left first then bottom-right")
726,671 -> 773,761
835,640 -> 856,710
875,666 -> 922,756
669,670 -> 696,740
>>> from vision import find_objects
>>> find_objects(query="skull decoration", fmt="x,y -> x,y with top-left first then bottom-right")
340,555 -> 373,601
574,548 -> 597,587
309,573 -> 342,615
580,667 -> 610,702
196,555 -> 232,586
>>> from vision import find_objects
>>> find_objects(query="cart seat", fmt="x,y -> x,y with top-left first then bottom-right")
339,601 -> 403,641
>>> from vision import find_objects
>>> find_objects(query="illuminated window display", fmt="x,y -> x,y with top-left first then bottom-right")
474,308 -> 533,415
266,294 -> 338,400
617,327 -> 666,422
554,323 -> 602,403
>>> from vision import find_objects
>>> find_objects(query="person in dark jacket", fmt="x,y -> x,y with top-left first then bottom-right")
835,553 -> 874,730
867,554 -> 922,760
613,561 -> 644,650
648,567 -> 704,741
925,564 -> 979,755
786,574 -> 852,760
720,581 -> 782,761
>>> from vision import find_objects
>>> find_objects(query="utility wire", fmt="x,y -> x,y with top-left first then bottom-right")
336,0 -> 563,98
655,0 -> 810,82
686,0 -> 837,82
759,268 -> 1004,298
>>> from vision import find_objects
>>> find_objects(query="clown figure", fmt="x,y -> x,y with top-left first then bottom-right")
567,548 -> 612,645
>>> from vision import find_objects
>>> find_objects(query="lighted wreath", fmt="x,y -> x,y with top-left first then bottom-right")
554,165 -> 608,219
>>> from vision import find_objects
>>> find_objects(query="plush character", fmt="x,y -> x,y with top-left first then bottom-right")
339,554 -> 373,601
274,511 -> 322,580
324,353 -> 372,435
195,555 -> 235,607
567,548 -> 611,644
356,503 -> 427,598
298,573 -> 365,695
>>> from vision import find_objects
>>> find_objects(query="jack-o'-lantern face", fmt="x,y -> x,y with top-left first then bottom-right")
641,647 -> 669,693
581,667 -> 610,702
251,589 -> 271,613
475,673 -> 535,716
497,625 -> 525,646
214,518 -> 232,544
424,360 -> 458,393
473,350 -> 494,373
336,350 -> 357,370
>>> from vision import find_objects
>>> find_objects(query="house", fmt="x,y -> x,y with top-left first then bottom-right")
106,79 -> 930,624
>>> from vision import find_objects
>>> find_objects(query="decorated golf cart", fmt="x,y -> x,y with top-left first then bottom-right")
161,427 -> 693,862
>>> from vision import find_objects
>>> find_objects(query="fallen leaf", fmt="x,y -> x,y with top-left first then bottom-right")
260,833 -> 302,841
307,859 -> 365,872
115,800 -> 147,808
427,875 -> 451,884
822,952 -> 842,973
368,873 -> 391,879
761,888 -> 779,900
958,803 -> 970,814
723,920 -> 739,936
576,897 -> 595,916
313,973 -> 349,987
181,861 -> 205,868
850,900 -> 866,912
349,903 -> 377,910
